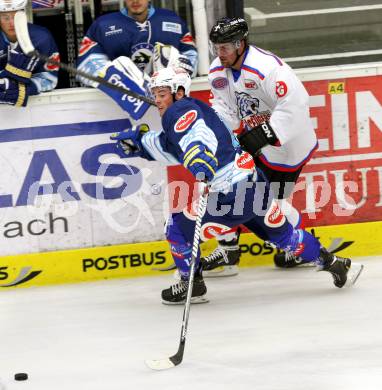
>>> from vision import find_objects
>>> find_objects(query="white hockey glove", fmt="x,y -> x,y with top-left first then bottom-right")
97,56 -> 151,120
153,42 -> 181,73
176,54 -> 194,76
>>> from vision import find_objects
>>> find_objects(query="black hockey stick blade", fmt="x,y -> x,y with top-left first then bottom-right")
145,341 -> 185,370
14,10 -> 156,106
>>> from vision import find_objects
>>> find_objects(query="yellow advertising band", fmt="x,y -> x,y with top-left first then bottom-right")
1,220 -> 381,289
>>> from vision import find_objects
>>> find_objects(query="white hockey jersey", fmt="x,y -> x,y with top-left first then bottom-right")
208,45 -> 318,171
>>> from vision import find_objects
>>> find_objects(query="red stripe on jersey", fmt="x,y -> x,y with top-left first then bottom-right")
78,37 -> 98,57
209,66 -> 225,74
181,33 -> 195,46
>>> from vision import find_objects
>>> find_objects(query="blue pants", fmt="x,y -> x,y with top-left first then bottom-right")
166,172 -> 320,278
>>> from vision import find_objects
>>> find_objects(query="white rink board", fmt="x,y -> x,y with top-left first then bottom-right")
1,62 -> 382,257
0,90 -> 167,256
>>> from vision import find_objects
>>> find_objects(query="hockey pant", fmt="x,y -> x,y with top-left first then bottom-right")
165,174 -> 320,279
214,164 -> 304,243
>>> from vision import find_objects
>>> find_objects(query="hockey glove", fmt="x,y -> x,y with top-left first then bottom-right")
3,48 -> 39,84
182,143 -> 218,182
110,124 -> 150,157
98,56 -> 151,121
177,54 -> 194,76
238,121 -> 279,157
0,77 -> 28,107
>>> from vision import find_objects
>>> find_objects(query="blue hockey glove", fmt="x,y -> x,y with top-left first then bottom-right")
177,54 -> 194,76
0,78 -> 28,107
182,143 -> 218,181
3,48 -> 39,84
110,124 -> 150,157
98,57 -> 151,120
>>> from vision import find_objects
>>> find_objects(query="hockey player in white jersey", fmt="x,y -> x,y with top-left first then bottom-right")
202,17 -> 318,274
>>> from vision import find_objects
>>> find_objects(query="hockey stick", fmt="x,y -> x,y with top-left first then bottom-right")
145,182 -> 209,370
64,0 -> 77,87
14,11 -> 156,106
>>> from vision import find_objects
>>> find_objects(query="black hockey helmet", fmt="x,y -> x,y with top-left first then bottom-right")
209,17 -> 249,44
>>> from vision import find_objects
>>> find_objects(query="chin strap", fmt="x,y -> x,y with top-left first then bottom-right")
231,44 -> 247,67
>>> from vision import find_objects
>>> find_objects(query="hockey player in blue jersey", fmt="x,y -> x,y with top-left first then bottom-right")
0,0 -> 59,106
110,67 -> 363,304
77,0 -> 197,80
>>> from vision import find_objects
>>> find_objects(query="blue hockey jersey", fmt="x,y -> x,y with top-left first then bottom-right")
141,97 -> 252,193
77,5 -> 197,79
0,23 -> 59,94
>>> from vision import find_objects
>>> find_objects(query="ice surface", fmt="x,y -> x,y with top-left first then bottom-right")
1,256 -> 381,390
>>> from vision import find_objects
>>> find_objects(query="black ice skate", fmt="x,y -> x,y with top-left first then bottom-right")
273,251 -> 304,268
161,275 -> 208,305
201,239 -> 240,277
318,248 -> 363,288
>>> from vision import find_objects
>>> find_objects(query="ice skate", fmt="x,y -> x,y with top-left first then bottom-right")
274,251 -> 304,268
161,275 -> 208,305
201,239 -> 240,278
318,248 -> 364,288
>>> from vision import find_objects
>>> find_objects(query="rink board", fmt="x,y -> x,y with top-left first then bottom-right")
1,219 -> 381,289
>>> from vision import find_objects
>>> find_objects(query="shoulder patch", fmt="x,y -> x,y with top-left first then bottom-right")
162,21 -> 182,34
276,81 -> 288,97
174,110 -> 197,132
211,77 -> 228,89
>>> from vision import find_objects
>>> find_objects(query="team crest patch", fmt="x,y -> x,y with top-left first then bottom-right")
132,43 -> 154,72
200,223 -> 233,241
264,201 -> 286,228
175,110 -> 197,132
212,77 -> 228,89
244,79 -> 258,89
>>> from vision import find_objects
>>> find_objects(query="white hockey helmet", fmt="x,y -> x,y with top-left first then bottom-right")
150,67 -> 191,97
0,0 -> 27,12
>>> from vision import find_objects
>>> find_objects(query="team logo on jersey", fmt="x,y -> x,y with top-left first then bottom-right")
131,43 -> 154,72
78,36 -> 98,57
235,91 -> 271,129
175,110 -> 197,132
264,201 -> 286,228
236,91 -> 260,118
162,22 -> 182,34
211,77 -> 228,90
244,79 -> 258,89
200,223 -> 234,241
234,152 -> 254,172
44,52 -> 60,71
105,25 -> 123,36
276,81 -> 288,97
